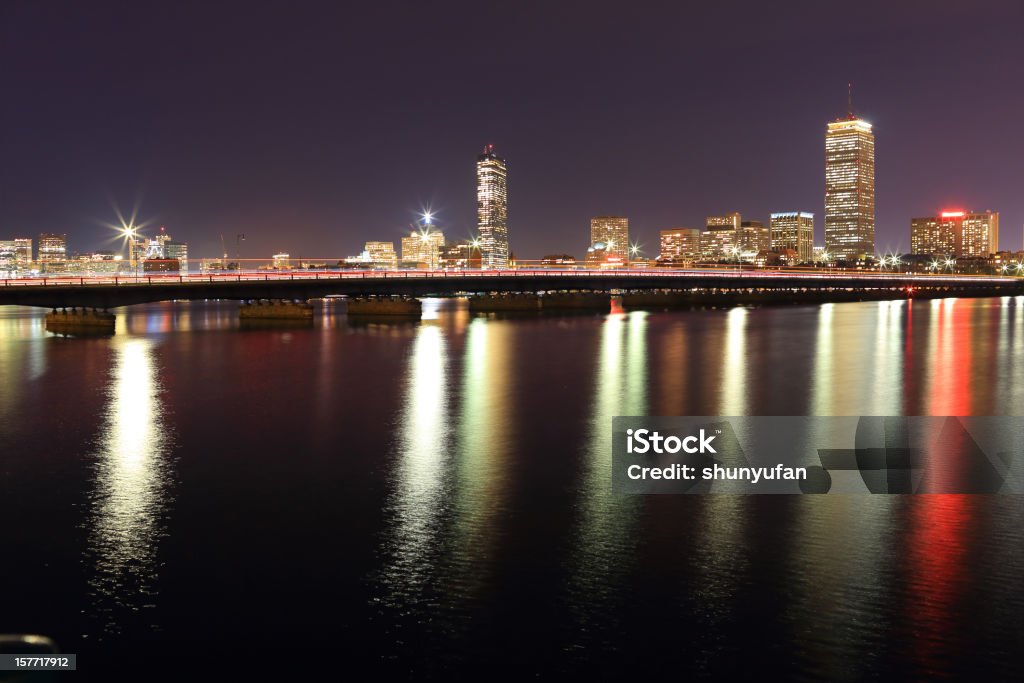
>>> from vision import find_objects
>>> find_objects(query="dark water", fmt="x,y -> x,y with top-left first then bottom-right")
1,298 -> 1022,679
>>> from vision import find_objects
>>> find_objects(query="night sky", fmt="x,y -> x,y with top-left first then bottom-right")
1,0 -> 1021,260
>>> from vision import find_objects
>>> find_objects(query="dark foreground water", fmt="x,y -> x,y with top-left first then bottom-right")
1,298 -> 1022,680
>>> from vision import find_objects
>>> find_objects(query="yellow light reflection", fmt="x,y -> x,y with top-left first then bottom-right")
449,318 -> 512,595
810,303 -> 835,415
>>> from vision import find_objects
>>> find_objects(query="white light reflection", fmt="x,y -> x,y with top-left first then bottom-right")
449,318 -> 511,597
567,310 -> 647,639
719,307 -> 747,415
85,338 -> 173,640
379,323 -> 451,601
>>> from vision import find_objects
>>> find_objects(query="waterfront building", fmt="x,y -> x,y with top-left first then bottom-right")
910,210 -> 999,257
770,212 -> 815,263
700,229 -> 736,260
364,241 -> 397,269
165,241 -> 189,272
658,228 -> 701,265
401,230 -> 445,269
38,233 -> 67,262
439,242 -> 481,269
585,242 -> 625,268
590,216 -> 629,261
738,220 -> 770,255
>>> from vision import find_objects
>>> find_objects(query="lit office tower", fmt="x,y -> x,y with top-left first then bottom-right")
738,220 -> 770,254
165,241 -> 189,271
658,228 -> 701,264
38,233 -> 67,262
401,230 -> 445,269
591,216 -> 629,260
365,241 -> 397,269
910,210 -> 999,257
770,212 -> 815,262
14,238 -> 31,264
702,212 -> 740,259
476,144 -> 509,269
960,211 -> 999,256
706,212 -> 741,231
825,114 -> 875,261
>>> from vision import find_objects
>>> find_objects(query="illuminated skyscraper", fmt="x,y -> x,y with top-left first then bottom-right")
38,233 -> 67,262
590,216 -> 629,261
770,212 -> 815,263
910,210 -> 998,257
476,144 -> 509,269
825,112 -> 875,261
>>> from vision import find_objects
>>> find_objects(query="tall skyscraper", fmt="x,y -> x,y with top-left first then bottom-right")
910,210 -> 999,257
825,108 -> 875,261
476,144 -> 509,269
590,216 -> 629,261
38,233 -> 67,262
770,212 -> 815,262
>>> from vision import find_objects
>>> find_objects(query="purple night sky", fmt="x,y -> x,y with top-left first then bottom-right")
0,0 -> 1021,260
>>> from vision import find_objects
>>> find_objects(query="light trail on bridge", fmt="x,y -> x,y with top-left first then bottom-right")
0,268 -> 1018,288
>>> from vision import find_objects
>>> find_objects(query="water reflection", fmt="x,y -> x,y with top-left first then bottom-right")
568,311 -> 647,649
450,319 -> 512,597
720,307 -> 747,415
0,312 -> 47,423
84,337 -> 174,640
378,323 -> 452,605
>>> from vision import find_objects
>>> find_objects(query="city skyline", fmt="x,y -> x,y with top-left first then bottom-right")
0,2 -> 1020,260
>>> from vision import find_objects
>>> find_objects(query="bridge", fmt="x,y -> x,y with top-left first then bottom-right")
0,268 -> 1020,310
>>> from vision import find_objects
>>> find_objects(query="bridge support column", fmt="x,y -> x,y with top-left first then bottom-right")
345,296 -> 422,318
45,307 -> 116,335
239,299 -> 315,320
468,293 -> 541,312
539,292 -> 611,312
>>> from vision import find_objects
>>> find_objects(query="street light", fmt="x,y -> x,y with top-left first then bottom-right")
236,233 -> 245,270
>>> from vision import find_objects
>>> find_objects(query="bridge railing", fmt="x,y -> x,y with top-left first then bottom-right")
0,268 -> 1019,288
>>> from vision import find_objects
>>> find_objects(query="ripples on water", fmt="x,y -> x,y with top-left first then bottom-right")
0,298 -> 1022,678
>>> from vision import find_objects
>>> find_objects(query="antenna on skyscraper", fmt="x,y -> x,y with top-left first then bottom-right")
847,82 -> 853,118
